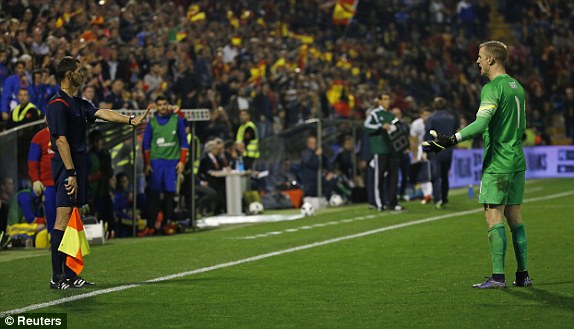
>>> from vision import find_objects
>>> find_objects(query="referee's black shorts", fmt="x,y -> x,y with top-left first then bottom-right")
51,152 -> 88,208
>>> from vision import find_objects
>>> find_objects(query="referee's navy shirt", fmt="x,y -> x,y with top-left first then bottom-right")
46,90 -> 99,154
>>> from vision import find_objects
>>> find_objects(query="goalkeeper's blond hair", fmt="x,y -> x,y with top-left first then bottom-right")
479,41 -> 508,65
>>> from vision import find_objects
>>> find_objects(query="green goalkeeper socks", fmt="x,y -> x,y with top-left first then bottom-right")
488,223 -> 507,275
510,223 -> 528,272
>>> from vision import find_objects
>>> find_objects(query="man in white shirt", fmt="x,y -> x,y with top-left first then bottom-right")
409,107 -> 433,204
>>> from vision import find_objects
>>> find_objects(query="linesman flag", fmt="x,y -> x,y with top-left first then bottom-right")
332,0 -> 358,25
58,208 -> 90,275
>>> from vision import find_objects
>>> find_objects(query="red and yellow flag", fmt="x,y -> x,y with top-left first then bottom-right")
58,208 -> 90,275
332,0 -> 358,25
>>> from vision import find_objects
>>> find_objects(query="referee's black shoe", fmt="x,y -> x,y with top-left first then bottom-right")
50,279 -> 71,290
66,276 -> 95,288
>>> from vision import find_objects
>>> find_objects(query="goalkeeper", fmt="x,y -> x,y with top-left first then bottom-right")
423,41 -> 531,289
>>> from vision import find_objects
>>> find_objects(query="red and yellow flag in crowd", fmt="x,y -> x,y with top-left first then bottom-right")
332,0 -> 358,25
55,8 -> 83,29
58,208 -> 90,275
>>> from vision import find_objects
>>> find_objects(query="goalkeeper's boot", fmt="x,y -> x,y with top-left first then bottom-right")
50,279 -> 71,290
66,276 -> 95,288
472,277 -> 507,289
513,272 -> 533,287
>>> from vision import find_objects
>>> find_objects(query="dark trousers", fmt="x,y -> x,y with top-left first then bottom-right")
146,190 -> 175,228
374,154 -> 399,209
398,152 -> 410,196
430,154 -> 453,204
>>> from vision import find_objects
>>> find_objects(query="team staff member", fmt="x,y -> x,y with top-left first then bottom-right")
140,95 -> 189,236
46,56 -> 151,290
235,109 -> 259,170
8,88 -> 42,129
423,41 -> 531,289
409,107 -> 433,204
425,97 -> 457,209
364,93 -> 404,211
28,126 -> 56,233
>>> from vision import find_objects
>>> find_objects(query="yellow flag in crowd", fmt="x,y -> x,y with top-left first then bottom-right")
187,4 -> 206,23
58,208 -> 90,275
332,0 -> 358,25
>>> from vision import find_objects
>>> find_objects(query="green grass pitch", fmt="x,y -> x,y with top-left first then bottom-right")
1,178 -> 573,328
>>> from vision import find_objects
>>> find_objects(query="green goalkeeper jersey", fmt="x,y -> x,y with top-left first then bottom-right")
476,74 -> 527,173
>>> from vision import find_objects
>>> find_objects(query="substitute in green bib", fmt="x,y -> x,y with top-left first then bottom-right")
422,41 -> 531,289
141,95 -> 189,236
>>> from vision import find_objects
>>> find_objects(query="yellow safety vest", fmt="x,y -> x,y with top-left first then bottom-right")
12,102 -> 40,123
236,121 -> 260,158
186,133 -> 201,174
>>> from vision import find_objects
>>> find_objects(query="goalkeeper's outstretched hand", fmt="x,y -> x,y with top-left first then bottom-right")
422,130 -> 457,153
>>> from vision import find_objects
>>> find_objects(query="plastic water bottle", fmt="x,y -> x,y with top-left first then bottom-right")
236,156 -> 245,172
468,184 -> 474,199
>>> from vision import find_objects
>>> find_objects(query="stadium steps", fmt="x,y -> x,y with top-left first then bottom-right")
486,0 -> 515,43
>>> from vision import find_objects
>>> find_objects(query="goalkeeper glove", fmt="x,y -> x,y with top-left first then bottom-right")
422,130 -> 458,153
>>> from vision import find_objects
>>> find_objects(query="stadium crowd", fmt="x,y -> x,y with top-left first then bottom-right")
1,0 -> 573,140
0,0 -> 573,238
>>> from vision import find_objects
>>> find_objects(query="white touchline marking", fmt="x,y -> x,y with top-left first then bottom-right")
2,190 -> 572,317
234,185 -> 548,240
232,213 -> 391,240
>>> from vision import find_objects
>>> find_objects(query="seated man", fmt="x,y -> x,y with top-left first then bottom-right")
7,188 -> 46,230
197,139 -> 227,214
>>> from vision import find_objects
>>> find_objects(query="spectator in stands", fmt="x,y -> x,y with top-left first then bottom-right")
1,61 -> 27,121
104,79 -> 129,110
82,85 -> 97,106
144,60 -> 163,99
28,69 -> 50,115
227,86 -> 250,131
0,47 -> 9,90
141,95 -> 189,236
425,97 -> 458,209
205,106 -> 232,142
28,126 -> 56,233
172,58 -> 200,109
7,87 -> 41,129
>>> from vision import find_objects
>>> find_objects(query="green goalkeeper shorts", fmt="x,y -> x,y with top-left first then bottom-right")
478,171 -> 525,205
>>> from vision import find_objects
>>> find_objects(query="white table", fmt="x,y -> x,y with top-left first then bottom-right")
210,170 -> 251,215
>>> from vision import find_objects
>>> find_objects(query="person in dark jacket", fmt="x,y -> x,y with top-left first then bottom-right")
299,135 -> 333,197
425,97 -> 458,209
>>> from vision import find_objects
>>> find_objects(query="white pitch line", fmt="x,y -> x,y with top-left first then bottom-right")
232,213 -> 384,240
1,190 -> 572,317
